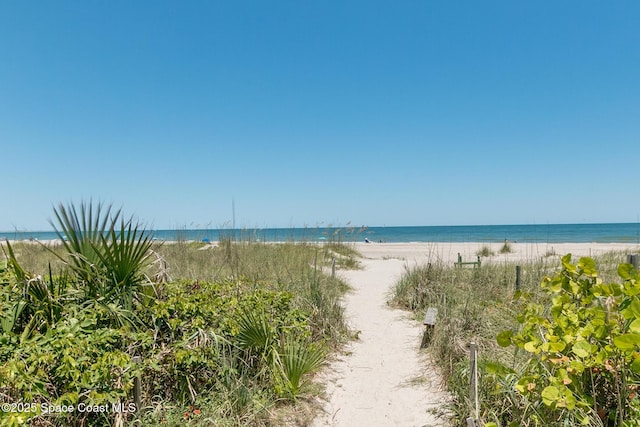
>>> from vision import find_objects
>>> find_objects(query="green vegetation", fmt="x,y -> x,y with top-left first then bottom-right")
390,251 -> 640,426
0,202 -> 354,426
500,241 -> 513,254
477,245 -> 495,257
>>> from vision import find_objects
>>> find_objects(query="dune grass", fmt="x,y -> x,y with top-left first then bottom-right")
476,245 -> 495,257
499,241 -> 512,254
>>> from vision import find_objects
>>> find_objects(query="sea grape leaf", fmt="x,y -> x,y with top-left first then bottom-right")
578,257 -> 597,277
547,341 -> 566,352
613,333 -> 640,350
541,385 -> 561,406
592,283 -> 613,297
572,340 -> 591,358
619,263 -> 635,280
562,254 -> 576,273
497,330 -> 513,347
622,299 -> 640,320
562,388 -> 577,410
629,318 -> 640,333
524,341 -> 538,353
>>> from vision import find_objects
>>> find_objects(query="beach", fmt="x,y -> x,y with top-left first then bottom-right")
352,241 -> 640,265
311,241 -> 640,426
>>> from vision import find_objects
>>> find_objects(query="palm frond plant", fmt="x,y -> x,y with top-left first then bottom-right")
236,309 -> 277,359
51,201 -> 118,296
94,218 -> 155,310
48,201 -> 156,312
274,340 -> 325,399
2,242 -> 68,337
1,300 -> 27,334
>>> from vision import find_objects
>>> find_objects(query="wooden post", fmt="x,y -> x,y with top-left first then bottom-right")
331,257 -> 336,278
627,254 -> 639,270
515,265 -> 521,292
133,356 -> 142,413
442,293 -> 447,319
469,342 -> 479,422
421,307 -> 438,348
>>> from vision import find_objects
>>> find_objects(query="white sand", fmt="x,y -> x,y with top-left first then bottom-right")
311,241 -> 640,427
311,257 -> 449,427
353,241 -> 640,265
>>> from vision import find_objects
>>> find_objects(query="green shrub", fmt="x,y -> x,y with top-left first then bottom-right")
0,313 -> 143,426
393,254 -> 617,424
494,255 -> 640,426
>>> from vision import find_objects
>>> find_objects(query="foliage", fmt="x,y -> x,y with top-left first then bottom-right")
477,245 -> 495,257
49,201 -> 155,312
496,254 -> 640,426
0,313 -> 142,426
275,340 -> 325,398
0,202 -> 348,426
390,251 -> 640,426
500,241 -> 513,254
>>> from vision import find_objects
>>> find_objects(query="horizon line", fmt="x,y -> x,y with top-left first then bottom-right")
2,221 -> 640,234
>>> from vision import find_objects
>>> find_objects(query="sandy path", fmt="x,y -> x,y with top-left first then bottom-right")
311,256 -> 449,427
311,241 -> 640,426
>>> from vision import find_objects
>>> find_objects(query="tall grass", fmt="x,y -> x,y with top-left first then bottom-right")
156,239 -> 353,344
154,239 -> 354,424
390,251 -> 638,425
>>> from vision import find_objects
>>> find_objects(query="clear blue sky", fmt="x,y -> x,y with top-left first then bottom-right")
1,1 -> 639,231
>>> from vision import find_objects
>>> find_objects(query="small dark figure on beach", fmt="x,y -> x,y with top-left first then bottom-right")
365,238 -> 371,243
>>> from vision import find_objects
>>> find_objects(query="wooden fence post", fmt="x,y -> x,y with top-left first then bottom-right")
627,254 -> 639,270
515,265 -> 521,292
132,356 -> 142,413
331,257 -> 336,278
469,342 -> 479,422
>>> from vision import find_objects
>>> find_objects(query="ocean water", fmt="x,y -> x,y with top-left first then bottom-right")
1,223 -> 640,244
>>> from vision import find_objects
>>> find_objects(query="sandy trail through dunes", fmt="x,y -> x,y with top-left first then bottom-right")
311,255 -> 449,427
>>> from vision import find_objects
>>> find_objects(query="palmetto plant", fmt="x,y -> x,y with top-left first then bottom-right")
2,241 -> 67,337
49,201 -> 156,311
274,340 -> 325,398
236,309 -> 325,398
2,202 -> 156,335
237,308 -> 277,363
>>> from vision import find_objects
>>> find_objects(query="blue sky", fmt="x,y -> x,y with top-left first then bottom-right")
1,1 -> 639,231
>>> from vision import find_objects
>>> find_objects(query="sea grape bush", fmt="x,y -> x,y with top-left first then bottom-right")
494,254 -> 640,426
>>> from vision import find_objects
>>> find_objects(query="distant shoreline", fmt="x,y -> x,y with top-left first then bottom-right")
2,223 -> 640,244
3,240 -> 639,266
352,241 -> 640,265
